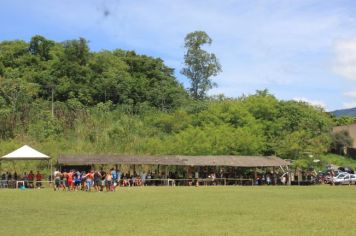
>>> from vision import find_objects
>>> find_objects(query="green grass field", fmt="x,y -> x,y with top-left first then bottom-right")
1,186 -> 356,236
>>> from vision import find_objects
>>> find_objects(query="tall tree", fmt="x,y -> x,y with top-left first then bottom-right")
29,35 -> 54,61
181,31 -> 222,99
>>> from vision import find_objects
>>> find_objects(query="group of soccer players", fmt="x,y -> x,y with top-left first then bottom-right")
53,168 -> 120,192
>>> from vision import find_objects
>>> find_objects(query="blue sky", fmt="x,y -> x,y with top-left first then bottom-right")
2,0 -> 356,111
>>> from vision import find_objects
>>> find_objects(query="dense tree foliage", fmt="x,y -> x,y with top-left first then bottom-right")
332,116 -> 356,126
0,36 -> 336,165
0,36 -> 187,108
330,130 -> 353,155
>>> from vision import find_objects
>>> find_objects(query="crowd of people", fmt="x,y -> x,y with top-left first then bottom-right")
1,168 -> 291,190
0,170 -> 44,188
255,173 -> 289,185
53,169 -> 151,192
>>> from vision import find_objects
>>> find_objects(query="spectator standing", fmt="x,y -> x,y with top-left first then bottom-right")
266,174 -> 271,185
117,170 -> 122,187
94,171 -> 102,192
28,171 -> 34,188
35,171 -> 42,189
62,171 -> 68,191
111,169 -> 118,190
85,171 -> 94,192
23,172 -> 28,188
7,172 -> 12,181
53,170 -> 61,191
0,172 -> 5,187
281,175 -> 286,185
105,171 -> 113,191
74,171 -> 82,191
141,172 -> 147,186
67,170 -> 74,191
100,169 -> 106,191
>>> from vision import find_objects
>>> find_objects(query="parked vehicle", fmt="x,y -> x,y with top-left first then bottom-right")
317,171 -> 332,184
332,173 -> 356,185
338,167 -> 355,174
319,170 -> 344,184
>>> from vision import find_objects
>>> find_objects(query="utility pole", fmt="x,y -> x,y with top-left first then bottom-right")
51,87 -> 54,118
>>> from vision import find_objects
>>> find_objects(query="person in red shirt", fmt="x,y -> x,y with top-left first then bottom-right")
67,170 -> 74,191
28,171 -> 35,188
35,171 -> 42,189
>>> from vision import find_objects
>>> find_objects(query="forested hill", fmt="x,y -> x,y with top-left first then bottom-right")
0,36 -> 339,166
0,36 -> 187,109
332,107 -> 356,117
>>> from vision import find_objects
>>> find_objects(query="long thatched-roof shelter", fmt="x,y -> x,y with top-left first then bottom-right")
58,155 -> 290,167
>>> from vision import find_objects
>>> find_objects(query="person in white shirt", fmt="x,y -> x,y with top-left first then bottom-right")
53,170 -> 62,191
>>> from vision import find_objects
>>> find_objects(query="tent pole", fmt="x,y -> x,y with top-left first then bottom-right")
12,161 -> 16,173
47,160 -> 50,185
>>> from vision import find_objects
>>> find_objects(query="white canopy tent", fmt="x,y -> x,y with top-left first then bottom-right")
2,145 -> 50,160
0,145 -> 52,181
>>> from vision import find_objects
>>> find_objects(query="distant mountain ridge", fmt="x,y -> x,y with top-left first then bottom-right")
332,107 -> 356,117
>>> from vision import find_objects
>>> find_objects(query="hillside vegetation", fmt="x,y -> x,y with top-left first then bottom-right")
0,36 -> 337,165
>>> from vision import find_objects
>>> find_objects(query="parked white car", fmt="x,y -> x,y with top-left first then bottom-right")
332,173 -> 356,185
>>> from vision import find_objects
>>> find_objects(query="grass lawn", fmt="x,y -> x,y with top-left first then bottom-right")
1,186 -> 356,236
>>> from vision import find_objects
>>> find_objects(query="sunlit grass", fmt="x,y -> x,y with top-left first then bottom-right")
1,186 -> 356,236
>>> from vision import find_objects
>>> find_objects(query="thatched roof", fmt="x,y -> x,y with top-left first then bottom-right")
58,155 -> 290,167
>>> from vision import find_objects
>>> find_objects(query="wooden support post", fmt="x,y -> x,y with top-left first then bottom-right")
195,166 -> 199,187
50,159 -> 53,182
287,166 -> 291,185
254,167 -> 257,185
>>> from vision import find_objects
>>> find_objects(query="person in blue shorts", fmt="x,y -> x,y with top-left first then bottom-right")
111,168 -> 118,191
85,171 -> 94,192
74,171 -> 82,191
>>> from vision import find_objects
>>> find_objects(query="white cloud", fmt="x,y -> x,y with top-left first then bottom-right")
334,39 -> 356,110
334,38 -> 356,80
3,0 -> 356,110
343,91 -> 356,98
342,101 -> 356,109
293,97 -> 326,109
